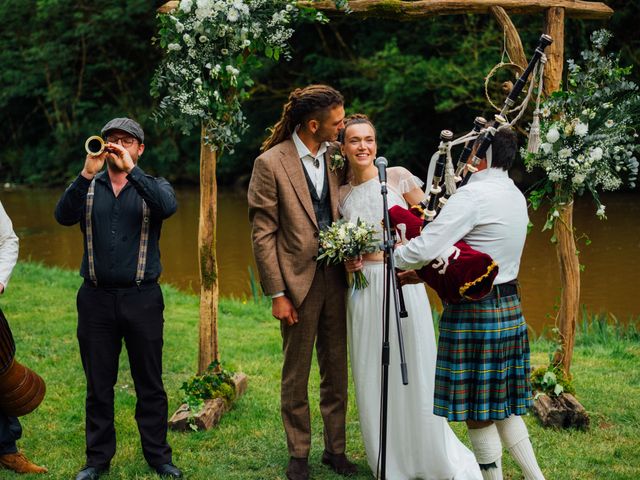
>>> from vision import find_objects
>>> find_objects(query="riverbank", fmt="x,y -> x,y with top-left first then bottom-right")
1,262 -> 638,479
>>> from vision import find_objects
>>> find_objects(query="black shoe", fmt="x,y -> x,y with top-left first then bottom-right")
75,465 -> 108,480
154,463 -> 183,478
286,457 -> 309,480
321,451 -> 357,476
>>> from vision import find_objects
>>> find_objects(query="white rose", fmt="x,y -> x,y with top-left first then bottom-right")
590,147 -> 603,161
574,122 -> 589,137
546,128 -> 560,143
572,173 -> 585,185
541,143 -> 553,154
179,0 -> 193,12
558,148 -> 572,159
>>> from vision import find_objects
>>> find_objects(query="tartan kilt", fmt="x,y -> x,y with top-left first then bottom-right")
434,293 -> 533,422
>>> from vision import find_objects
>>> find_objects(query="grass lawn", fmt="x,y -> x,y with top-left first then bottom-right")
1,262 -> 639,479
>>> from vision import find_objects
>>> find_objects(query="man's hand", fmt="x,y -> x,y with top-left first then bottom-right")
397,269 -> 422,286
344,256 -> 363,273
272,295 -> 299,326
106,142 -> 135,173
81,151 -> 108,180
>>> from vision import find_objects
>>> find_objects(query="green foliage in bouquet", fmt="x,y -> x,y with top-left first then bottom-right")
524,30 -> 640,231
151,0 -> 331,152
181,360 -> 236,419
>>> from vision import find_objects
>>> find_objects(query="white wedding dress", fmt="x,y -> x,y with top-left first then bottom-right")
339,167 -> 481,480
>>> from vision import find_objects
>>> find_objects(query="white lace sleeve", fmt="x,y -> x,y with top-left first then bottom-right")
388,166 -> 424,194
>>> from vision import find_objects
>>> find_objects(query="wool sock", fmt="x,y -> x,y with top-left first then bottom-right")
495,415 -> 545,480
467,423 -> 503,480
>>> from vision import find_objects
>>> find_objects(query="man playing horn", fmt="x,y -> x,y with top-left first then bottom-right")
55,118 -> 181,480
394,128 -> 545,480
0,201 -> 47,474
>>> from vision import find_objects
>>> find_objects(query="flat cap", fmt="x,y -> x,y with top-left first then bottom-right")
101,117 -> 144,143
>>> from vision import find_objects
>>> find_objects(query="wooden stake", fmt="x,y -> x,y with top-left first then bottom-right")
198,127 -> 219,374
552,200 -> 580,374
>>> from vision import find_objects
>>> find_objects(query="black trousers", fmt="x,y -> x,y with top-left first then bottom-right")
0,414 -> 20,455
76,282 -> 172,468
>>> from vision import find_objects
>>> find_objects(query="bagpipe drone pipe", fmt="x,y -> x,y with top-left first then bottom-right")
389,33 -> 553,304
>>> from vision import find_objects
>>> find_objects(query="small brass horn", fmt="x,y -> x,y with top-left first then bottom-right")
85,136 -> 107,156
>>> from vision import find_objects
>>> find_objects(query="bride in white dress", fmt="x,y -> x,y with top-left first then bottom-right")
339,115 -> 481,480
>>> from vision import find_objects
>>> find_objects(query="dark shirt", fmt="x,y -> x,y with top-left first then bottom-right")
54,166 -> 177,285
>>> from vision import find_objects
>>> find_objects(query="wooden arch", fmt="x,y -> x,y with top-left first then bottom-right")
159,0 -> 613,375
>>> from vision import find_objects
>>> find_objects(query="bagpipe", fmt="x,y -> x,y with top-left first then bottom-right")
0,309 -> 46,416
390,34 -> 553,304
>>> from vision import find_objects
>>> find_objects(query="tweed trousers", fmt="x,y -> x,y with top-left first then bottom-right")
280,264 -> 348,459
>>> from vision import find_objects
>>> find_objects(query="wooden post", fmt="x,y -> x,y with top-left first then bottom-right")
552,200 -> 580,374
198,127 -> 220,374
543,7 -> 578,375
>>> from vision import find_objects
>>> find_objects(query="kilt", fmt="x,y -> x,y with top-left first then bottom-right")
433,293 -> 533,422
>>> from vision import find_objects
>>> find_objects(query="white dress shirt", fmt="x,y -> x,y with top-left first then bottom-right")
292,130 -> 327,199
0,201 -> 19,290
394,167 -> 528,284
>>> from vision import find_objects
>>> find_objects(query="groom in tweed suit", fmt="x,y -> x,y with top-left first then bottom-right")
248,85 -> 357,480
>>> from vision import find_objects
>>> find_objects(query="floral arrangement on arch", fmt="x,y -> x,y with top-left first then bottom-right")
151,0 -> 329,152
524,30 -> 640,230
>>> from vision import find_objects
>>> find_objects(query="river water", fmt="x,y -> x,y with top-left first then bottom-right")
2,187 -> 638,334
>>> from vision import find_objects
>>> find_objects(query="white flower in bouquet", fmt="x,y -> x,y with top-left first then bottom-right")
227,8 -> 239,22
596,204 -> 606,218
590,147 -> 604,161
605,119 -> 615,128
572,173 -> 586,186
574,122 -> 589,137
546,128 -> 560,143
558,148 -> 572,159
541,143 -> 553,154
180,0 -> 193,12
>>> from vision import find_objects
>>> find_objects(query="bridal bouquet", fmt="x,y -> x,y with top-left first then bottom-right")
316,219 -> 380,289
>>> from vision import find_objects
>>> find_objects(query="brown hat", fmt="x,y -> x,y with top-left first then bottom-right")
101,117 -> 144,143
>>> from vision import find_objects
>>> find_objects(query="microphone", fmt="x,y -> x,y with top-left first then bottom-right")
375,156 -> 388,185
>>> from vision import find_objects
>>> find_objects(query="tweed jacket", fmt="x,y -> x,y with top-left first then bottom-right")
248,138 -> 345,307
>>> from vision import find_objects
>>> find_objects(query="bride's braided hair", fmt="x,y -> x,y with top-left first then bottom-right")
339,113 -> 376,144
261,84 -> 344,153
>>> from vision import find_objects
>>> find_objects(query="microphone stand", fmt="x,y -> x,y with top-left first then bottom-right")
377,165 -> 409,480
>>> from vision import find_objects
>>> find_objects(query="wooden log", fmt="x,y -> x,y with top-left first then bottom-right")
304,0 -> 613,20
232,372 -> 249,399
489,6 -> 527,69
543,6 -> 565,95
168,372 -> 248,431
168,398 -> 227,431
533,393 -> 589,429
198,130 -> 220,374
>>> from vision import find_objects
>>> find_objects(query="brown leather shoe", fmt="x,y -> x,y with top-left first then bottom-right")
0,451 -> 48,474
321,450 -> 357,476
286,457 -> 309,480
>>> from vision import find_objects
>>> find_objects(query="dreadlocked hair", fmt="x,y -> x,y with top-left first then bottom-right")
339,113 -> 376,144
260,84 -> 344,152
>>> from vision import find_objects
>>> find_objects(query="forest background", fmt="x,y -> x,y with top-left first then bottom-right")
0,0 -> 637,188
